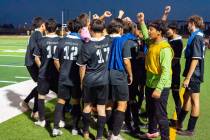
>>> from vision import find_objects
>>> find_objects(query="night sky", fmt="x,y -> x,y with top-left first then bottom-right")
0,0 -> 209,25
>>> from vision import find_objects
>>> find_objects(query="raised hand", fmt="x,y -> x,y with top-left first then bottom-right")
118,10 -> 125,19
137,12 -> 145,24
92,14 -> 99,20
164,5 -> 171,14
103,11 -> 112,18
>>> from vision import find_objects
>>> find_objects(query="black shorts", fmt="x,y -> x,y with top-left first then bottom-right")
83,85 -> 109,105
37,78 -> 58,95
111,85 -> 129,101
26,64 -> 39,82
186,76 -> 201,93
172,60 -> 181,89
58,84 -> 81,100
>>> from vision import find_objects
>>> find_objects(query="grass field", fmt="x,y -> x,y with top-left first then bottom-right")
0,36 -> 210,140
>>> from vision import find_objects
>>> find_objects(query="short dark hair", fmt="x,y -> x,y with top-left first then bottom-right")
123,21 -> 135,34
67,19 -> 83,33
45,18 -> 57,33
188,15 -> 205,30
107,18 -> 123,34
77,13 -> 89,27
32,16 -> 45,28
148,20 -> 168,35
90,19 -> 105,33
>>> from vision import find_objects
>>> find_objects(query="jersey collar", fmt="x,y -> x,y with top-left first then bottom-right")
46,34 -> 58,38
90,36 -> 105,41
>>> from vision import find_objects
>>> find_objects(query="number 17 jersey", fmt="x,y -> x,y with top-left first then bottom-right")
77,36 -> 111,87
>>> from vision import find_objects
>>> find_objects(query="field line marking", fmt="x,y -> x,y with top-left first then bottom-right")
0,55 -> 24,58
169,87 -> 185,140
0,65 -> 25,68
0,80 -> 18,84
15,76 -> 31,79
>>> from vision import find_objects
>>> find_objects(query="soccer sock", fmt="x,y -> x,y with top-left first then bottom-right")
112,110 -> 125,136
172,89 -> 182,117
38,99 -> 45,121
187,116 -> 198,131
54,103 -> 64,129
71,104 -> 81,129
32,91 -> 38,113
106,110 -> 113,131
96,116 -> 106,138
24,86 -> 37,103
82,112 -> 91,133
178,109 -> 188,124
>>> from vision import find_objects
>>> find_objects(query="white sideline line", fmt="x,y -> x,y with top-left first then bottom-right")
15,76 -> 31,79
0,55 -> 24,58
0,81 -> 18,84
0,80 -> 56,123
0,65 -> 25,68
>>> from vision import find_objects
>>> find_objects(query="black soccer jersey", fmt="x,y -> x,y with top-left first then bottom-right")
169,36 -> 183,59
183,35 -> 205,82
33,34 -> 60,80
77,36 -> 111,87
54,34 -> 83,86
25,30 -> 42,66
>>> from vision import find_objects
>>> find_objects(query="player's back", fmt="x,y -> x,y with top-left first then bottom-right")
56,34 -> 83,86
36,35 -> 60,79
77,36 -> 111,87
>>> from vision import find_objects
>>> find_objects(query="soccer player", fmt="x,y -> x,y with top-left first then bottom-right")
166,23 -> 183,124
33,18 -> 60,127
52,19 -> 83,136
176,15 -> 205,136
121,20 -> 142,134
21,16 -> 46,119
108,19 -> 133,140
77,19 -> 110,140
138,13 -> 173,140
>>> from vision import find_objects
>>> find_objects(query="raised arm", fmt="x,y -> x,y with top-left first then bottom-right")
137,12 -> 149,40
161,5 -> 171,22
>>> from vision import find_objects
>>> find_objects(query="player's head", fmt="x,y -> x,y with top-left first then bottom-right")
187,15 -> 205,33
107,18 -> 124,35
67,19 -> 83,33
77,13 -> 90,27
32,16 -> 45,32
148,20 -> 167,40
166,22 -> 179,38
90,19 -> 105,33
123,21 -> 135,34
45,18 -> 57,34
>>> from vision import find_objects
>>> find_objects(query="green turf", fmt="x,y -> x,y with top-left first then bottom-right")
0,36 -> 210,140
0,36 -> 29,87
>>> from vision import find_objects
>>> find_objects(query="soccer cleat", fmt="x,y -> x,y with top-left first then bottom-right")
176,130 -> 194,136
58,120 -> 65,128
19,101 -> 31,112
110,134 -> 125,140
71,129 -> 79,135
34,120 -> 46,127
31,112 -> 39,120
52,128 -> 63,137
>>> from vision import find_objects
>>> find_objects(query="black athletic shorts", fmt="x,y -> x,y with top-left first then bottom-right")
186,76 -> 201,93
37,78 -> 58,95
83,85 -> 109,105
111,85 -> 129,101
172,60 -> 181,89
58,84 -> 81,100
26,64 -> 39,82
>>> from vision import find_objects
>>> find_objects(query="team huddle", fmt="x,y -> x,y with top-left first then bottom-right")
20,6 -> 207,140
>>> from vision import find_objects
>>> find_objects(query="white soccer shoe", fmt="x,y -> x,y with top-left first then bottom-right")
71,129 -> 79,135
59,120 -> 65,128
110,134 -> 125,140
34,120 -> 46,127
52,128 -> 63,137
